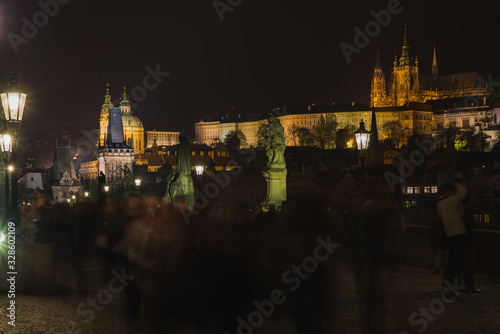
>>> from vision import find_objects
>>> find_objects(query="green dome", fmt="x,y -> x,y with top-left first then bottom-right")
122,114 -> 143,128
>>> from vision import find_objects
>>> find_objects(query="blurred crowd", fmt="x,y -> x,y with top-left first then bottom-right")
13,193 -> 405,334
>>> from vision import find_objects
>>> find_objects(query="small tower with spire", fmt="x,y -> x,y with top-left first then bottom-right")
370,48 -> 388,107
100,83 -> 113,147
120,86 -> 131,115
432,44 -> 439,80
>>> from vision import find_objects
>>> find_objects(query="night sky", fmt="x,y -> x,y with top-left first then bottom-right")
1,0 -> 499,137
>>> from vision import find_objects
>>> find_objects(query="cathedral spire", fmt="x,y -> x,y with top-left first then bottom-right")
400,25 -> 411,65
432,44 -> 439,80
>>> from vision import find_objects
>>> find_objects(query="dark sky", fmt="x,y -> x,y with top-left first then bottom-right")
1,0 -> 499,137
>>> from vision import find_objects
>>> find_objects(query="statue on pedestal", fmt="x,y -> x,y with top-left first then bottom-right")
164,136 -> 194,211
262,113 -> 287,212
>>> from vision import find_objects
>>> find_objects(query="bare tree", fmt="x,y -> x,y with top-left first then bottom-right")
224,130 -> 247,151
312,114 -> 338,149
381,120 -> 405,148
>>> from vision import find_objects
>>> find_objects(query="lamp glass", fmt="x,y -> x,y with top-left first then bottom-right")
135,179 -> 141,186
1,94 -> 8,120
0,134 -> 12,153
195,165 -> 204,176
355,121 -> 370,151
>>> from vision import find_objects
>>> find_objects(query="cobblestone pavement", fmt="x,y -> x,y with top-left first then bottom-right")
1,247 -> 500,334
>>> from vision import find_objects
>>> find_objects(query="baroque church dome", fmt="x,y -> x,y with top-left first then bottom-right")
122,114 -> 143,128
99,85 -> 146,154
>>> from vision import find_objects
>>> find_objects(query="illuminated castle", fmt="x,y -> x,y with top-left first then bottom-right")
370,27 -> 488,107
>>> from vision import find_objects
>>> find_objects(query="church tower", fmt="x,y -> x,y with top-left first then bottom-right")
370,49 -> 388,107
119,86 -> 131,115
99,83 -> 114,147
391,27 -> 419,106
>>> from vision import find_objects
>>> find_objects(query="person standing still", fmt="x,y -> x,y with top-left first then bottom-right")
438,180 -> 467,302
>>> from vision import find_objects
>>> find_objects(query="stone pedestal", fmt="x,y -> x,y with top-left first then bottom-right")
261,165 -> 287,212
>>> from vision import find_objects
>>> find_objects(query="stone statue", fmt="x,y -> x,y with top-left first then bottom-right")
177,136 -> 192,175
122,165 -> 133,194
265,113 -> 286,167
164,136 -> 194,211
261,113 -> 287,212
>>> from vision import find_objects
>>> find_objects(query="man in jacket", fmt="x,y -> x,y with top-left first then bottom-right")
437,180 -> 467,302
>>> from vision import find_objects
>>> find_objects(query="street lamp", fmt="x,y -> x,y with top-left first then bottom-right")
1,71 -> 27,135
1,71 -> 27,218
355,120 -> 370,178
195,165 -> 204,176
195,165 -> 204,190
84,191 -> 89,198
104,185 -> 110,193
135,179 -> 141,187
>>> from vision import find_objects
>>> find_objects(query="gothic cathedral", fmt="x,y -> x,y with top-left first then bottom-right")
370,27 -> 488,107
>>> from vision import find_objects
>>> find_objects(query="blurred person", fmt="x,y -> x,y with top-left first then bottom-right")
460,189 -> 481,294
19,203 -> 36,242
275,195 -> 343,334
352,198 -> 404,334
33,195 -> 55,243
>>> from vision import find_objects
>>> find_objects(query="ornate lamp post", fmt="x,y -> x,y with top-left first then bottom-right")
1,71 -> 27,217
355,120 -> 370,179
195,165 -> 204,190
134,178 -> 141,194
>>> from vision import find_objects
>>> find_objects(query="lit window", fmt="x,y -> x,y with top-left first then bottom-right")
431,186 -> 438,193
424,186 -> 430,194
485,215 -> 490,223
412,201 -> 417,207
406,187 -> 413,194
474,214 -> 478,223
478,215 -> 482,223
414,187 -> 421,194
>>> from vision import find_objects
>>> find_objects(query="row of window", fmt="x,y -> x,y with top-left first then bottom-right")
405,186 -> 438,194
474,214 -> 490,223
